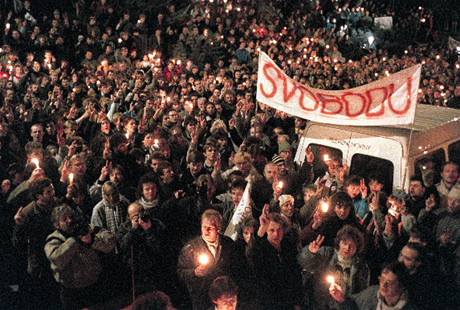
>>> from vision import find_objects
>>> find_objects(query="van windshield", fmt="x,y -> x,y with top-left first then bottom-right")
414,148 -> 445,188
350,154 -> 394,195
308,144 -> 343,180
448,141 -> 460,167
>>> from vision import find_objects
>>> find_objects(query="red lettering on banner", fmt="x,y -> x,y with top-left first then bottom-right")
388,78 -> 412,115
259,63 -> 278,98
279,75 -> 300,103
342,92 -> 367,117
257,53 -> 419,123
365,87 -> 387,117
317,93 -> 343,115
298,85 -> 319,111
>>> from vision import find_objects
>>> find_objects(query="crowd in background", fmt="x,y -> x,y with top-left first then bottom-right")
0,0 -> 459,309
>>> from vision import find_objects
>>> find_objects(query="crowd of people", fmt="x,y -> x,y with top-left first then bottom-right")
0,0 -> 459,309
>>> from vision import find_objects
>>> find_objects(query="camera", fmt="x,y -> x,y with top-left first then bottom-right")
139,209 -> 150,222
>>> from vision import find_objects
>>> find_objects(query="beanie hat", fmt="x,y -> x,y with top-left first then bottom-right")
278,141 -> 292,153
272,154 -> 285,166
279,194 -> 294,206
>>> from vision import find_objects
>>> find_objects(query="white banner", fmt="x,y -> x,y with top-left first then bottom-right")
374,16 -> 393,30
256,52 -> 421,126
224,181 -> 252,241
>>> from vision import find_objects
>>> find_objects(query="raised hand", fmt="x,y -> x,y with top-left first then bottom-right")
99,164 -> 110,182
425,194 -> 436,211
308,234 -> 325,254
259,204 -> 270,227
329,282 -> 345,303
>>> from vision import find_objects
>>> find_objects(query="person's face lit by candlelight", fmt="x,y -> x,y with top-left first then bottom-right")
201,217 -> 220,244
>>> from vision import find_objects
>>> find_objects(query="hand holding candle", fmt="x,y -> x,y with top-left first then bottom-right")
277,181 -> 284,190
327,274 -> 345,303
195,253 -> 211,277
198,253 -> 210,266
326,274 -> 335,286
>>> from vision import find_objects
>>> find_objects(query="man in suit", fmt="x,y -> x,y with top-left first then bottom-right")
177,209 -> 245,310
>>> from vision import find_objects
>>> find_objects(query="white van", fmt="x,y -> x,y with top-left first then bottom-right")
294,105 -> 460,192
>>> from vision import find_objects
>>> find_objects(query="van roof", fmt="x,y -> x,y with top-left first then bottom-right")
306,105 -> 460,157
392,104 -> 460,132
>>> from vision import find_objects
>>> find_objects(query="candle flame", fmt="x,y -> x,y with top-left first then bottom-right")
326,275 -> 335,285
323,154 -> 331,162
321,201 -> 329,213
31,158 -> 40,169
277,181 -> 284,189
69,173 -> 74,185
198,253 -> 210,265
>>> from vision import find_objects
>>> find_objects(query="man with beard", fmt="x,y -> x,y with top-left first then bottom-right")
405,176 -> 427,217
45,205 -> 116,309
436,162 -> 460,209
12,178 -> 59,308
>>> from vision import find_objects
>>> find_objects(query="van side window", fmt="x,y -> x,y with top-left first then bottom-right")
414,149 -> 445,188
308,144 -> 343,180
448,141 -> 460,166
350,154 -> 394,195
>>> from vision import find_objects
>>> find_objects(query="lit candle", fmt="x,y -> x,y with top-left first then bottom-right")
277,181 -> 284,190
323,154 -> 330,162
326,275 -> 335,285
68,173 -> 74,185
198,253 -> 210,265
31,158 -> 40,169
320,201 -> 329,213
153,139 -> 159,148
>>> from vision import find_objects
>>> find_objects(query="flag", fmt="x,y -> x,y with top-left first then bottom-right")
224,180 -> 252,240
